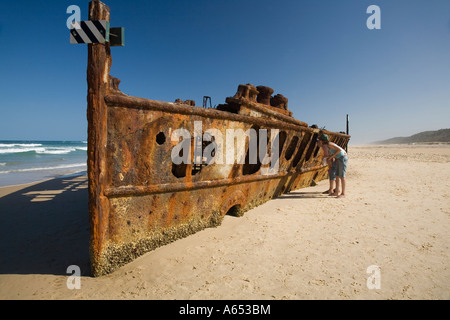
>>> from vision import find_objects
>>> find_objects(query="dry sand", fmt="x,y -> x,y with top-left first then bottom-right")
0,145 -> 449,300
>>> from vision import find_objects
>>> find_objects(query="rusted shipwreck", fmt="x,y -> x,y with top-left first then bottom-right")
86,1 -> 350,276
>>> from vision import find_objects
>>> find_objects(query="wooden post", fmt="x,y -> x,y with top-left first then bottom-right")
87,0 -> 111,277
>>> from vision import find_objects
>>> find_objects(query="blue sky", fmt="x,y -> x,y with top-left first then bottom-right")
1,0 -> 449,144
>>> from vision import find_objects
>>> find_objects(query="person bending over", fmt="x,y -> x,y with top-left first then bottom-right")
317,134 -> 348,198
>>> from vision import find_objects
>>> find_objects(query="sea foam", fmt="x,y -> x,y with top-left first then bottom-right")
0,163 -> 86,174
0,146 -> 87,154
0,143 -> 43,148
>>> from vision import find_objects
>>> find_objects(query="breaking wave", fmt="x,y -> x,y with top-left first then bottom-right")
0,145 -> 87,155
0,163 -> 86,174
0,143 -> 43,148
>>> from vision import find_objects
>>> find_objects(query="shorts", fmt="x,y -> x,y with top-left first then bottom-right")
329,160 -> 337,181
336,155 -> 348,178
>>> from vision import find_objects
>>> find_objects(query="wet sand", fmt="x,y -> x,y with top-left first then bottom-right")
0,145 -> 449,299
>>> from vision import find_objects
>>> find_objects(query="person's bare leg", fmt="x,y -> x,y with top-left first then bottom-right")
337,178 -> 346,198
329,179 -> 335,194
332,177 -> 341,196
324,179 -> 335,194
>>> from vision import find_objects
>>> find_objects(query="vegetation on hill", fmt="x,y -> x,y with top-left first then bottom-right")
375,128 -> 450,144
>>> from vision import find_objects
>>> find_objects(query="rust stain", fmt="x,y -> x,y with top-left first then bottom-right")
87,1 -> 350,276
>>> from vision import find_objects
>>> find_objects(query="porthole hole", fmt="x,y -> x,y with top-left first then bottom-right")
156,132 -> 166,145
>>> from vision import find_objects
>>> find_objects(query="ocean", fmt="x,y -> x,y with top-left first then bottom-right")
0,141 -> 87,187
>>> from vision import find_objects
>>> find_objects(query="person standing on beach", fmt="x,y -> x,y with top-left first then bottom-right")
317,134 -> 348,198
318,137 -> 337,195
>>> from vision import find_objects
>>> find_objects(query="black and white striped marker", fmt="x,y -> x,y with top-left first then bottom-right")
70,20 -> 109,44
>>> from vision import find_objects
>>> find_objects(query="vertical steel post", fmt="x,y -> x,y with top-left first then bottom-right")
346,114 -> 349,136
346,114 -> 349,152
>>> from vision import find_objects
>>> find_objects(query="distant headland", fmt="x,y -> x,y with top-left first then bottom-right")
374,128 -> 450,144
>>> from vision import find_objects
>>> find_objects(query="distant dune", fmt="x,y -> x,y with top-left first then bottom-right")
375,128 -> 450,144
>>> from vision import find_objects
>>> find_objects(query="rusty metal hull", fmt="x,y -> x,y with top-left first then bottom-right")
87,1 -> 350,276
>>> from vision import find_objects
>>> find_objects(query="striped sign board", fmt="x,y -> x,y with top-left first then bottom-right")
70,20 -> 110,44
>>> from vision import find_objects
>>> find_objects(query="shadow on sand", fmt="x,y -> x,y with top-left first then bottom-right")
277,190 -> 334,199
0,175 -> 90,276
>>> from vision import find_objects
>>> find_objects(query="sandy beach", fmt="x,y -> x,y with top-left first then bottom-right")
0,145 -> 449,300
